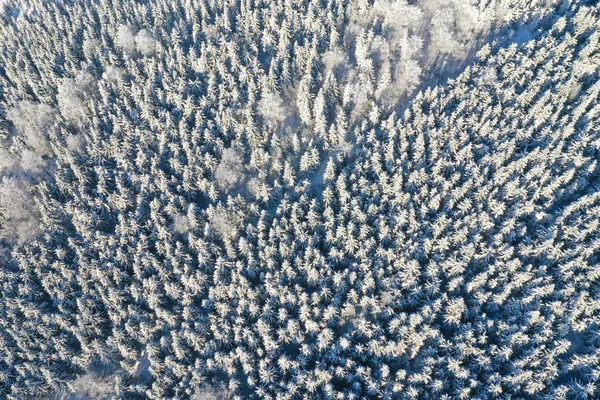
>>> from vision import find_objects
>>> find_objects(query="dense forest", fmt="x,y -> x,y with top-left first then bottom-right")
1,0 -> 600,398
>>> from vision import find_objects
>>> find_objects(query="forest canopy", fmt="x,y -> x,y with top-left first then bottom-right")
1,0 -> 600,399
